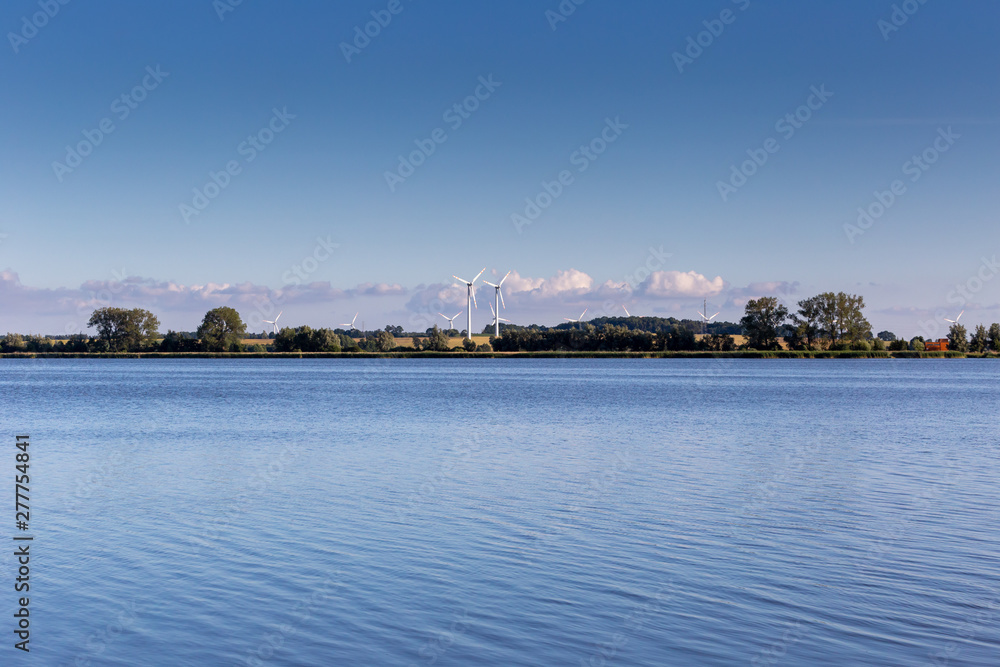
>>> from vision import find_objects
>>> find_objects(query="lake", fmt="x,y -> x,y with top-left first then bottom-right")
2,358 -> 999,665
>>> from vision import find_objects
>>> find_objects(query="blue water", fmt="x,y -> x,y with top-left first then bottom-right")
2,359 -> 999,666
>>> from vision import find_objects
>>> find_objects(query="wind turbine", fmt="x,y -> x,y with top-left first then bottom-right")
944,310 -> 964,324
340,312 -> 359,330
697,299 -> 720,335
453,268 -> 485,340
563,308 -> 588,329
262,310 -> 282,334
438,310 -> 463,333
489,302 -> 510,334
483,271 -> 511,337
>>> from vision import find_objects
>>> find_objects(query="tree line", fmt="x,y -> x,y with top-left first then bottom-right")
3,300 -> 999,354
740,292 -> 1000,352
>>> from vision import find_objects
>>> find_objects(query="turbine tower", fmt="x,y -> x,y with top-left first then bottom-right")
453,268 -> 485,340
483,271 -> 511,338
438,310 -> 463,333
489,302 -> 510,334
697,299 -> 720,335
263,310 -> 282,334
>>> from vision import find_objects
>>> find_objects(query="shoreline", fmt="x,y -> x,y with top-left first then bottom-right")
0,351 -> 992,359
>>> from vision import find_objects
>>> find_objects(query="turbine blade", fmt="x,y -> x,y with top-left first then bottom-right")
471,288 -> 478,308
580,308 -> 588,319
499,289 -> 506,310
472,268 -> 485,284
499,270 -> 511,286
484,281 -> 498,288
710,312 -> 720,320
453,275 -> 469,284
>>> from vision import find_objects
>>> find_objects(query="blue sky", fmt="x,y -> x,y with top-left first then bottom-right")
1,0 -> 998,337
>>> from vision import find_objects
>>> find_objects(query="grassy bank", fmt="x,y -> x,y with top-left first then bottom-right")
1,350 -> 991,359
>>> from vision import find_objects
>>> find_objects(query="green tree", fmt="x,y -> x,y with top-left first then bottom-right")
1,333 -> 26,353
877,330 -> 897,342
947,324 -> 969,352
702,332 -> 736,351
988,323 -> 1000,353
197,307 -> 247,352
272,326 -> 342,352
87,307 -> 159,351
160,330 -> 199,352
909,336 -> 925,352
272,327 -> 296,352
840,293 -> 872,343
969,324 -> 989,353
740,297 -> 789,350
792,296 -> 824,349
411,336 -> 422,351
339,333 -> 361,352
424,326 -> 450,352
814,292 -> 870,346
462,337 -> 477,352
375,330 -> 395,352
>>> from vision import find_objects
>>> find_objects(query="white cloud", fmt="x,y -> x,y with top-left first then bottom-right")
638,271 -> 724,298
